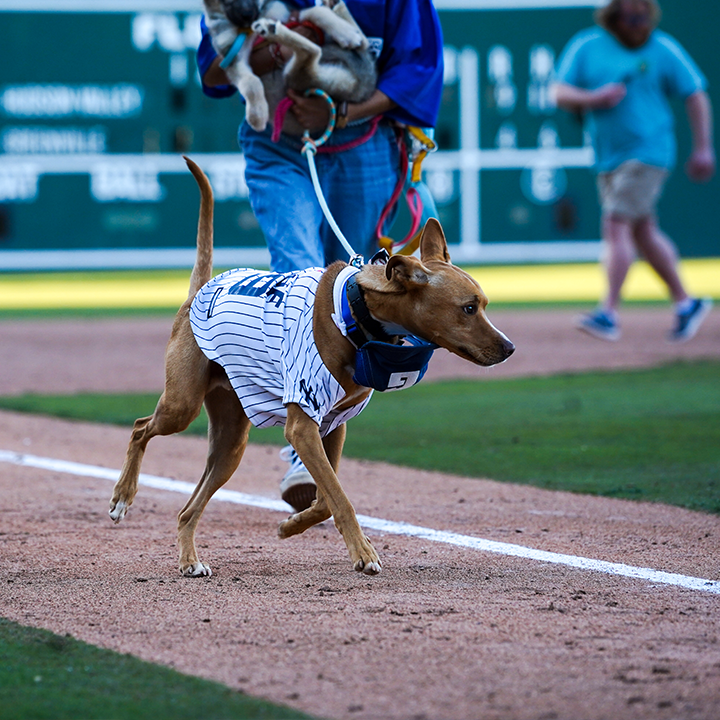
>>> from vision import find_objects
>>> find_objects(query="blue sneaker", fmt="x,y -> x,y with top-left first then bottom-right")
279,445 -> 316,512
575,309 -> 620,341
667,298 -> 712,343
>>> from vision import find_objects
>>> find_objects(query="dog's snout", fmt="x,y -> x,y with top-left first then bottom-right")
502,337 -> 515,359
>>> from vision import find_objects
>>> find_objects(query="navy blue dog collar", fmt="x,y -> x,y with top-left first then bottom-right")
338,270 -> 438,392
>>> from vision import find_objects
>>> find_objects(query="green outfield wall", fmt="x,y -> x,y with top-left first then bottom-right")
0,0 -> 717,270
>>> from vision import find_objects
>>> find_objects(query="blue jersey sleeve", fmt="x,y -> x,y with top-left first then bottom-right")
373,0 -> 444,127
555,29 -> 598,89
197,15 -> 237,99
655,31 -> 707,98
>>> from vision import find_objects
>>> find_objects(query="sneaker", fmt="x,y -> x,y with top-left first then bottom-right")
279,445 -> 316,512
575,309 -> 620,341
667,297 -> 713,343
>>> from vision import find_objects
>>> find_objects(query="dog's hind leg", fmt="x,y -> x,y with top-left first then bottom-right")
277,423 -> 345,537
278,485 -> 330,538
328,1 -> 362,31
177,385 -> 250,577
109,314 -> 209,524
225,34 -> 270,132
252,19 -> 323,65
298,4 -> 366,49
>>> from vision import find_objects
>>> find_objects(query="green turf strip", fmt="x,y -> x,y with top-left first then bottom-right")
1,361 -> 718,514
0,300 -> 673,320
0,619 -> 313,720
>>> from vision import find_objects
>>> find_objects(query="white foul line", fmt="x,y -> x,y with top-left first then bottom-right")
2,449 -> 719,596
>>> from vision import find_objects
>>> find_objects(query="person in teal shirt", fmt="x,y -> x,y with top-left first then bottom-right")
554,0 -> 715,342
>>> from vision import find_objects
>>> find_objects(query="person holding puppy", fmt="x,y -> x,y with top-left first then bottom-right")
553,0 -> 715,343
197,0 -> 444,511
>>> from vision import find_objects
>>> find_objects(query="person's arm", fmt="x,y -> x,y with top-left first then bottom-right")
198,15 -> 237,98
685,90 -> 716,182
202,39 -> 297,87
553,82 -> 627,112
287,88 -> 397,132
372,0 -> 444,128
203,54 -> 231,87
345,89 -> 397,124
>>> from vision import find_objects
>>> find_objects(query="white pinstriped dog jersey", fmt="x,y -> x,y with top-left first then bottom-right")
189,267 -> 372,436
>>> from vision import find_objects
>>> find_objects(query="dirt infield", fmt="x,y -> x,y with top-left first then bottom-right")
1,307 -> 720,720
2,306 -> 720,396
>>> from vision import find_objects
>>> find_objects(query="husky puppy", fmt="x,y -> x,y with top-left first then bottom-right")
202,0 -> 377,133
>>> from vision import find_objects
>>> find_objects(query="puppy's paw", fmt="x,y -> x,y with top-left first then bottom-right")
331,26 -> 365,49
234,73 -> 269,131
245,102 -> 269,132
109,500 -> 128,524
251,18 -> 277,38
181,562 -> 213,577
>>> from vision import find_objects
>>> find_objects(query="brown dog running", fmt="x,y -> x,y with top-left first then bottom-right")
108,158 -> 514,578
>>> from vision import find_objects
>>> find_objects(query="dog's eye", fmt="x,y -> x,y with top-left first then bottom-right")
462,304 -> 478,316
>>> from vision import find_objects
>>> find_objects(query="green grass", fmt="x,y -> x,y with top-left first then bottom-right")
0,307 -> 179,319
2,360 -> 718,513
0,618 -> 314,720
0,299 -> 674,320
352,361 -> 720,512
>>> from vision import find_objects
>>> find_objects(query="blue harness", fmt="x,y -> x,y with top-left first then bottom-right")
340,272 -> 437,392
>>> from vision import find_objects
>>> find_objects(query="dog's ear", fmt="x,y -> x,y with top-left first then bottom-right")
385,255 -> 429,287
419,218 -> 451,264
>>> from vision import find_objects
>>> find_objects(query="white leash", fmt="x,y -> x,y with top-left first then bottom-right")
302,143 -> 363,266
299,88 -> 364,268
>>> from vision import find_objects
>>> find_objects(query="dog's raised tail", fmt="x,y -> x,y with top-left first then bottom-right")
184,156 -> 214,299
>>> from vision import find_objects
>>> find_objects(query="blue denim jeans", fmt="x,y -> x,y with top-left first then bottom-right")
240,119 -> 401,272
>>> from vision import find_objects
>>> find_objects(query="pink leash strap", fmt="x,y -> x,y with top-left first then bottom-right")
374,133 -> 424,252
317,116 -> 381,154
272,98 -> 381,154
272,96 -> 295,143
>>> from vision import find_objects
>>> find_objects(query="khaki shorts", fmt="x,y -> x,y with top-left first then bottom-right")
597,160 -> 669,220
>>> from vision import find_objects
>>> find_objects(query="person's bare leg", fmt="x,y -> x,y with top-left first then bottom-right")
600,213 -> 636,314
633,215 -> 712,341
632,216 -> 689,304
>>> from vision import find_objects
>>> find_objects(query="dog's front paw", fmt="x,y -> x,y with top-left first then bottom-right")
352,535 -> 382,576
355,558 -> 382,575
181,561 -> 213,577
251,18 -> 278,39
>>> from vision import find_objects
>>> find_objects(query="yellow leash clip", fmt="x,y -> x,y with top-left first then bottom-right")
407,126 -> 437,184
378,229 -> 423,256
